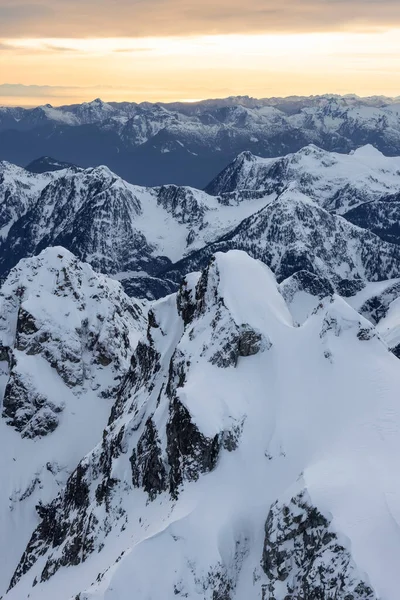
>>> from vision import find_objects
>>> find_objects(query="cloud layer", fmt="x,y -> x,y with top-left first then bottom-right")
1,0 -> 400,37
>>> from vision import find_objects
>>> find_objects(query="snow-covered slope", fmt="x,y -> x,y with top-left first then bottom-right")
0,247 -> 145,595
206,144 -> 400,214
6,250 -> 400,600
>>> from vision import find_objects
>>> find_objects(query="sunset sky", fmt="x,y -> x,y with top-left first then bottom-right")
1,0 -> 400,106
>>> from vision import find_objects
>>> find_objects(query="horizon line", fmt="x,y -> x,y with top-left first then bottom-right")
2,91 -> 400,110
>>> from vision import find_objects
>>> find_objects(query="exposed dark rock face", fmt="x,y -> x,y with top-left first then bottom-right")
238,328 -> 265,357
280,270 -> 334,303
319,309 -> 376,343
2,370 -> 61,438
8,497 -> 63,590
280,270 -> 335,324
130,342 -> 161,394
391,344 -> 400,359
9,462 -> 94,589
336,279 -> 365,298
167,398 -> 221,499
0,343 -> 11,364
210,325 -> 270,368
130,418 -> 167,500
344,198 -> 400,246
359,281 -> 400,325
156,185 -> 208,227
262,490 -> 377,600
176,275 -> 199,326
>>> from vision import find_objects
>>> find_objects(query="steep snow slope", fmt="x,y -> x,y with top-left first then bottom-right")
0,247 -> 145,596
6,250 -> 400,600
206,144 -> 400,214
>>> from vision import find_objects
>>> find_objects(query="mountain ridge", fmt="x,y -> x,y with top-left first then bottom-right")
2,95 -> 400,187
2,144 -> 400,300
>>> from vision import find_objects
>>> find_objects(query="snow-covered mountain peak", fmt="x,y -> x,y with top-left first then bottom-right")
0,246 -> 146,439
235,150 -> 258,164
207,144 -> 400,214
0,162 -> 66,240
350,143 -> 394,168
85,163 -> 122,182
0,159 -> 50,180
351,143 -> 384,158
61,98 -> 116,125
195,251 -> 293,333
37,105 -> 79,126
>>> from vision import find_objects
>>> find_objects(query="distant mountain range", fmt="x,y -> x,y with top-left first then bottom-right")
1,94 -> 400,187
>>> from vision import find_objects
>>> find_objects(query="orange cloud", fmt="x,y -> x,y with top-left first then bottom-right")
1,0 -> 400,38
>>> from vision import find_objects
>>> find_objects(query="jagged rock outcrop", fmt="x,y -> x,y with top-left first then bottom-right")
280,270 -> 335,324
262,488 -> 376,600
7,251 -> 277,590
0,246 -> 146,598
0,161 -> 62,239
